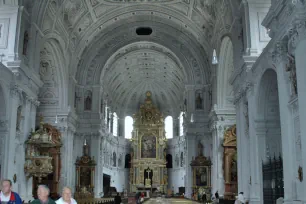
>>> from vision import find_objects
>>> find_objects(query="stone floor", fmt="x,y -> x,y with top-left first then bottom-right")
144,198 -> 200,203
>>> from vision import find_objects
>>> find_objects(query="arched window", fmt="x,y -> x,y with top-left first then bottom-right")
165,116 -> 173,139
113,112 -> 118,136
125,116 -> 133,139
179,112 -> 184,136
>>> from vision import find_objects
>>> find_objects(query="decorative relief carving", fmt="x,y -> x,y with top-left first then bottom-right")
0,19 -> 9,49
286,54 -> 297,96
103,0 -> 177,2
63,0 -> 85,28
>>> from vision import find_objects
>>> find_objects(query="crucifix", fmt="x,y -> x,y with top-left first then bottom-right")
145,168 -> 152,187
146,168 -> 152,178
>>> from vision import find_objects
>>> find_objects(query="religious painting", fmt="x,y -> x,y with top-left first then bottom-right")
80,167 -> 91,187
141,135 -> 156,158
196,167 -> 208,186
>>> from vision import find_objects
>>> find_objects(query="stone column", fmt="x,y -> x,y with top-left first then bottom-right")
273,42 -> 298,203
235,97 -> 251,199
0,120 -> 8,179
59,126 -> 75,192
246,88 -> 261,203
18,97 -> 32,200
211,122 -> 225,195
185,135 -> 195,199
294,29 -> 306,202
3,86 -> 20,180
95,136 -> 104,197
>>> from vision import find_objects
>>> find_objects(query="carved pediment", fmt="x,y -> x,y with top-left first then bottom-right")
133,91 -> 164,126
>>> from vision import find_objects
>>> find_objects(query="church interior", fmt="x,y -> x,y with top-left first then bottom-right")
0,0 -> 306,203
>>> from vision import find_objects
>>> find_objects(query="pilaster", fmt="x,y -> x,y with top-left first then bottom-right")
294,22 -> 306,202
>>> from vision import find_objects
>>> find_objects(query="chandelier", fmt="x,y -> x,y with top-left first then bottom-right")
24,117 -> 56,182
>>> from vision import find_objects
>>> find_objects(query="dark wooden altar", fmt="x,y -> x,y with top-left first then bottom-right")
223,125 -> 237,200
75,140 -> 96,199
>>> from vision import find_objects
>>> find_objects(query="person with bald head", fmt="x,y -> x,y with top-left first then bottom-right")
56,187 -> 77,204
31,185 -> 55,204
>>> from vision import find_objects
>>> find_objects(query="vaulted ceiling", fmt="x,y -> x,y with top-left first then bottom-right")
33,0 -> 231,114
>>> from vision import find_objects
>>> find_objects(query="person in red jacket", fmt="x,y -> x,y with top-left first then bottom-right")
0,179 -> 22,204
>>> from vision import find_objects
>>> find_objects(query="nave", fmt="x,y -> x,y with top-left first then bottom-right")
0,1 -> 306,204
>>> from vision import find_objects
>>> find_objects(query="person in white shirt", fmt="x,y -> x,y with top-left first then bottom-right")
55,187 -> 77,204
235,192 -> 245,204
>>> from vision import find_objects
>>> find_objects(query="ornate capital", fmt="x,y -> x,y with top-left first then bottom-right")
10,84 -> 23,98
0,120 -> 8,130
288,20 -> 306,50
272,41 -> 288,65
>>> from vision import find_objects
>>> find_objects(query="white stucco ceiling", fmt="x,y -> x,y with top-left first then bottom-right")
101,42 -> 185,113
34,0 -> 233,114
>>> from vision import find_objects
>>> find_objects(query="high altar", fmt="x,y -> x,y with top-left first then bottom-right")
129,92 -> 167,192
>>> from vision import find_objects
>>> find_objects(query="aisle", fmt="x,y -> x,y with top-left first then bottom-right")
144,198 -> 200,204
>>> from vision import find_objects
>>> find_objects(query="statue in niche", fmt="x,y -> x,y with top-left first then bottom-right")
198,142 -> 204,156
113,152 -> 116,167
286,54 -> 298,96
180,152 -> 184,167
74,92 -> 77,108
0,24 -> 2,38
23,31 -> 29,55
84,91 -> 92,110
175,154 -> 179,167
16,106 -> 22,131
196,93 -> 203,109
184,99 -> 187,112
118,155 -> 122,167
100,100 -> 103,114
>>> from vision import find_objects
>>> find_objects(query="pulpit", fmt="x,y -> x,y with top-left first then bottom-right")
129,91 -> 167,193
75,140 -> 96,199
190,142 -> 212,201
25,117 -> 62,199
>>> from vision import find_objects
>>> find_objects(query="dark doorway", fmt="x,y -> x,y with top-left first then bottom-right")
166,154 -> 173,168
103,174 -> 111,197
262,156 -> 284,204
125,154 -> 131,168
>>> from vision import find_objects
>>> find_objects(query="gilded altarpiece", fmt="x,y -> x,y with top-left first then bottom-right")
130,92 -> 167,192
190,143 -> 212,200
223,125 -> 237,200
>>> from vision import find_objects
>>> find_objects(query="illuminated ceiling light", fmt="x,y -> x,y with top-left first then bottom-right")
212,49 -> 218,65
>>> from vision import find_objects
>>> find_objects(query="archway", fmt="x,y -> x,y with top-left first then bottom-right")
257,69 -> 283,203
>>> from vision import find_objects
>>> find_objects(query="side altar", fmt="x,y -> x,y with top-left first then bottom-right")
129,92 -> 167,193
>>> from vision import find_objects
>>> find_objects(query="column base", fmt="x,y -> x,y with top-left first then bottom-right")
248,197 -> 262,204
284,201 -> 306,204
